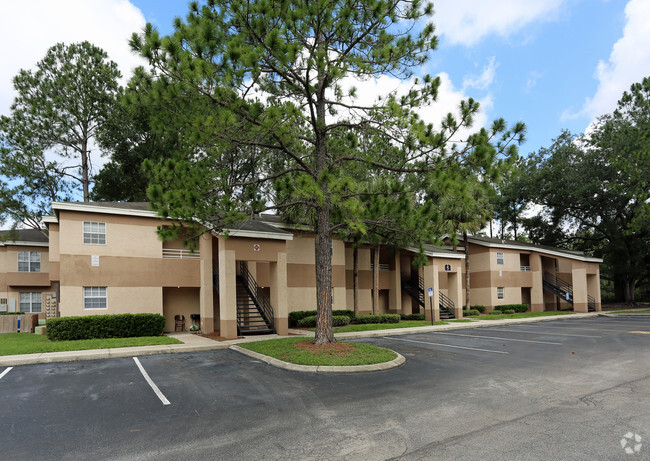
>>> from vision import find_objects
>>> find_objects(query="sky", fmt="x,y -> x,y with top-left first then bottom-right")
1,0 -> 649,161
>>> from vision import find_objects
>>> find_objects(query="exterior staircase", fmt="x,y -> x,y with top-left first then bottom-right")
213,260 -> 275,334
543,271 -> 596,312
401,274 -> 456,319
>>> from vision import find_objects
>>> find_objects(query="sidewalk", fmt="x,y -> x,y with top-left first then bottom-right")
0,312 -> 606,367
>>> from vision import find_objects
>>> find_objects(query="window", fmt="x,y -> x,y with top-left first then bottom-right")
497,287 -> 504,300
83,222 -> 106,245
19,292 -> 42,313
496,252 -> 504,265
84,287 -> 107,309
18,251 -> 41,272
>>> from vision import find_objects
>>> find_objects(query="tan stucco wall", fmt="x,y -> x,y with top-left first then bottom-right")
163,287 -> 200,332
59,286 -> 162,317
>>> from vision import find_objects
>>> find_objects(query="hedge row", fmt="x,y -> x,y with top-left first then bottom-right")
0,312 -> 25,315
400,313 -> 425,320
495,304 -> 528,313
297,315 -> 351,328
289,309 -> 355,326
462,309 -> 480,316
47,314 -> 166,341
354,314 -> 400,324
489,310 -> 503,315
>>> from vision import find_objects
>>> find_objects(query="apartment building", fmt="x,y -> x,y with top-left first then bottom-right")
0,229 -> 55,318
0,201 -> 602,339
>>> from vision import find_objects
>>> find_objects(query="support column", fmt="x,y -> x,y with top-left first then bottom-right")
589,265 -> 602,312
448,269 -> 463,319
389,252 -> 402,314
199,234 -> 215,333
530,253 -> 544,312
270,251 -> 288,335
572,265 -> 588,313
218,238 -> 238,339
422,263 -> 440,322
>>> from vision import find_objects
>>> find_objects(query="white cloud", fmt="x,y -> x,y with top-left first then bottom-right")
463,57 -> 498,91
0,0 -> 146,117
567,0 -> 650,121
432,0 -> 565,47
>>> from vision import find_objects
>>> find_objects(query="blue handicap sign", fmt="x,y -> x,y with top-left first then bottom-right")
428,287 -> 433,297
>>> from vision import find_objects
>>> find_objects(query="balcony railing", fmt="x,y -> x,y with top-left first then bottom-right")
520,266 -> 531,272
162,248 -> 200,260
370,263 -> 391,271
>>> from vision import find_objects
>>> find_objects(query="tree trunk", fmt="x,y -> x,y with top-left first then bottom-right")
464,231 -> 470,310
313,205 -> 334,345
372,244 -> 380,314
353,245 -> 359,317
625,278 -> 636,305
81,138 -> 90,202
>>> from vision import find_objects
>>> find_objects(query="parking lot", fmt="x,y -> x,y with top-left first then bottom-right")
1,315 -> 649,460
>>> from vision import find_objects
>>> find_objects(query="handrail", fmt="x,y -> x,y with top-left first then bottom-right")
587,294 -> 596,311
370,263 -> 391,271
163,248 -> 200,259
520,266 -> 531,272
400,273 -> 425,307
439,292 -> 455,314
238,261 -> 274,330
543,271 -> 573,303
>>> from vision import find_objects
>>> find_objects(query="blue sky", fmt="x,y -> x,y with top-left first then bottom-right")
1,0 -> 649,159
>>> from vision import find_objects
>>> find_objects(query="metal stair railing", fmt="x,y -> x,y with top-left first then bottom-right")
401,273 -> 425,307
439,292 -> 455,318
588,295 -> 596,312
543,271 -> 573,304
238,261 -> 274,332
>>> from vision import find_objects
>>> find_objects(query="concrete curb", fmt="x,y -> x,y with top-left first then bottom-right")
230,344 -> 406,374
0,341 -> 228,367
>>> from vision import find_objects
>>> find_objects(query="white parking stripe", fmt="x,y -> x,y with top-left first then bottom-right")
382,336 -> 508,354
434,332 -> 562,345
484,328 -> 601,338
133,357 -> 170,406
513,324 -> 639,333
0,367 -> 13,380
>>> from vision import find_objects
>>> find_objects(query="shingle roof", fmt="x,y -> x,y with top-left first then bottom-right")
0,229 -> 49,244
464,235 -> 599,261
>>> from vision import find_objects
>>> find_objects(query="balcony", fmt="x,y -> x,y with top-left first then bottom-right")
162,248 -> 200,260
520,266 -> 532,272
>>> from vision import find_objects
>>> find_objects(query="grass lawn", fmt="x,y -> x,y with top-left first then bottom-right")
0,333 -> 182,356
239,337 -> 397,366
471,311 -> 575,321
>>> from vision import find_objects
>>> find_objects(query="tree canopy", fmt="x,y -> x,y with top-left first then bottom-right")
131,0 -> 524,343
0,41 -> 120,233
519,77 -> 650,304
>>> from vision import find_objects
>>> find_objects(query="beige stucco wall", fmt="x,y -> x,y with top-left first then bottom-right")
59,286 -> 162,317
163,287 -> 200,332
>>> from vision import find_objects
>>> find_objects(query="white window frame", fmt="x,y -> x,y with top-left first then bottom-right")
83,287 -> 107,309
497,287 -> 504,300
18,251 -> 41,273
19,292 -> 42,313
83,222 -> 106,245
496,251 -> 504,265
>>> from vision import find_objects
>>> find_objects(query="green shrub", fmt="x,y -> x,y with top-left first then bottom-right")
354,314 -> 400,324
489,310 -> 503,315
289,310 -> 317,326
332,310 -> 355,319
0,312 -> 25,315
470,305 -> 486,313
47,314 -> 166,341
496,304 -> 528,313
462,309 -> 480,316
297,315 -> 350,328
503,310 -> 515,314
401,313 -> 425,320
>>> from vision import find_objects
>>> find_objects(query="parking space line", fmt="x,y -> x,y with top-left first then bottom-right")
512,324 -> 640,333
0,367 -> 13,380
434,332 -> 562,345
483,328 -> 601,338
382,336 -> 508,354
133,357 -> 170,406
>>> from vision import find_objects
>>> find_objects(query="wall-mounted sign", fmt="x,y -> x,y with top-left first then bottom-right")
91,255 -> 100,267
253,244 -> 261,252
444,264 -> 451,271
